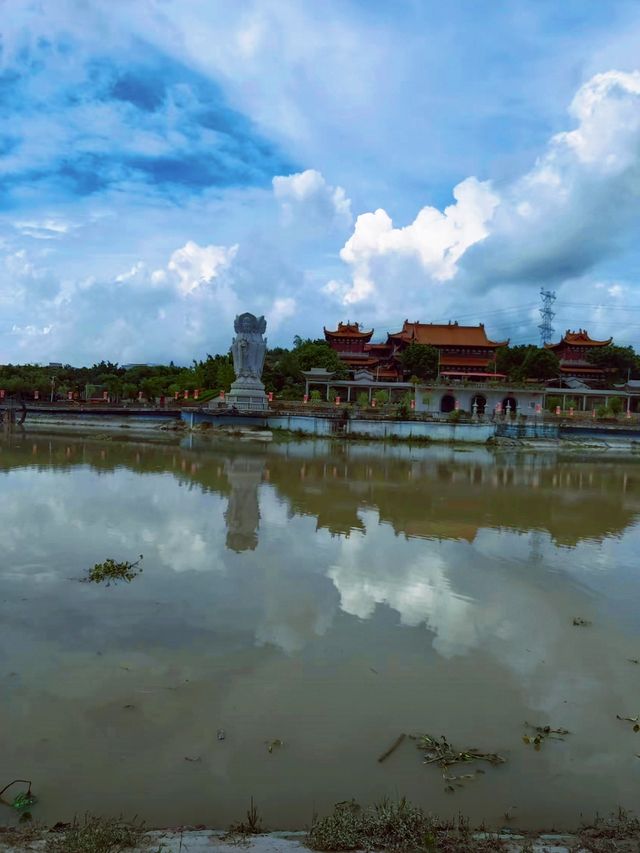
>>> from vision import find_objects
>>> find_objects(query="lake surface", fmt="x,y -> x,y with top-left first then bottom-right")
1,430 -> 640,830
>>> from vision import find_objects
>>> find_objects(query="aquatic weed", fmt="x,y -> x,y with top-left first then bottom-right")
84,556 -> 143,586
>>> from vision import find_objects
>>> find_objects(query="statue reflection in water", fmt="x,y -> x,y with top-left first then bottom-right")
223,455 -> 266,552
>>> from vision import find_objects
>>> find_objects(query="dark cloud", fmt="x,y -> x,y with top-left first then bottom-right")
0,38 -> 294,205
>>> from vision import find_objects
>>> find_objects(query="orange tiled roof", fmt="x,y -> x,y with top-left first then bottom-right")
545,329 -> 612,350
559,365 -> 606,374
324,321 -> 373,340
337,355 -> 382,368
388,320 -> 508,348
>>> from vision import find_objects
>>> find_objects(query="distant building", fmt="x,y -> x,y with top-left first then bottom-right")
324,319 -> 509,380
544,329 -> 612,384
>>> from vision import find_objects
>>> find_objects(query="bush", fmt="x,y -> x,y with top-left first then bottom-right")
310,390 -> 322,403
308,799 -> 433,852
448,409 -> 464,422
374,390 -> 389,406
608,396 -> 623,415
357,392 -> 369,408
546,395 -> 562,412
327,388 -> 337,403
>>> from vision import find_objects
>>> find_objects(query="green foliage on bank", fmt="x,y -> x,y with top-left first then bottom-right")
0,338 -> 346,402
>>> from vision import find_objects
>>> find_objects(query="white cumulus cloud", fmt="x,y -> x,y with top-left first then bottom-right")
273,169 -> 352,228
327,69 -> 640,330
163,240 -> 239,296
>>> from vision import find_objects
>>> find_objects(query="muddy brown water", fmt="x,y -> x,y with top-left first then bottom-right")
1,430 -> 640,831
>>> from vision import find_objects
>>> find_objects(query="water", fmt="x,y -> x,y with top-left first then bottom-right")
1,431 -> 640,830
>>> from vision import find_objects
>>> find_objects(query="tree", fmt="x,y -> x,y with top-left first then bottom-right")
496,345 -> 559,381
586,345 -> 639,381
520,348 -> 560,381
399,343 -> 439,380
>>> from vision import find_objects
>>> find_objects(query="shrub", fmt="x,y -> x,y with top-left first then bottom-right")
608,396 -> 623,415
310,390 -> 322,403
357,392 -> 369,408
374,390 -> 389,406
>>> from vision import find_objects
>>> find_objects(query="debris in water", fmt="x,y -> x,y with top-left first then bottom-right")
377,733 -> 406,763
627,658 -> 639,665
572,617 -> 592,626
410,734 -> 505,793
522,722 -> 570,750
266,738 -> 284,753
0,780 -> 36,811
217,729 -> 226,741
616,714 -> 640,732
84,555 -> 143,586
184,756 -> 202,762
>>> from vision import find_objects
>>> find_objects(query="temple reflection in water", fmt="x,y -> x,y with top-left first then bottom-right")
1,432 -> 639,550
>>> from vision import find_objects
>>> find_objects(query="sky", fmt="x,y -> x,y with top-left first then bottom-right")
2,0 -> 640,365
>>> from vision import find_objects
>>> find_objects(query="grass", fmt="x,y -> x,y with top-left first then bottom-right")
307,799 -> 506,852
576,808 -> 640,852
45,814 -> 145,852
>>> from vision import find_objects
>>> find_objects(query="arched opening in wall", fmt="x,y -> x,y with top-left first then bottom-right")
629,397 -> 640,413
502,396 -> 517,415
471,394 -> 487,415
440,394 -> 456,413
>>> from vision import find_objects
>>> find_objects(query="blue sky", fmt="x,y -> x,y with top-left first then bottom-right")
2,0 -> 640,364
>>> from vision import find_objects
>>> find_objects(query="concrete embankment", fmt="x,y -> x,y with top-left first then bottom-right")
9,405 -> 640,449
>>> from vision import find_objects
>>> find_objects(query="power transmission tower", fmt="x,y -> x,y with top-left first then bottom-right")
538,288 -> 556,346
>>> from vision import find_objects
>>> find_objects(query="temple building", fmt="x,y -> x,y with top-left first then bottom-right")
324,319 -> 508,380
544,329 -> 612,385
322,322 -> 377,371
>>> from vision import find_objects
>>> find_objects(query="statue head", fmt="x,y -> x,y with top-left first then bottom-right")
234,313 -> 267,335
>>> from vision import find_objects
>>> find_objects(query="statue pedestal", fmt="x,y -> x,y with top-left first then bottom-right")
227,378 -> 268,411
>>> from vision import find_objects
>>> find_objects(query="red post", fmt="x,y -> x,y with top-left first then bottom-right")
268,391 -> 273,402
569,407 -> 574,417
371,399 -> 377,408
184,389 -> 189,399
67,391 -> 73,401
174,391 -> 179,400
34,389 -> 39,400
303,394 -> 308,403
410,399 -> 415,409
138,391 -> 143,401
335,396 -> 341,405
592,408 -> 596,418
555,405 -> 561,416
103,390 -> 108,401
220,390 -> 225,401
194,389 -> 200,400
0,389 -> 4,399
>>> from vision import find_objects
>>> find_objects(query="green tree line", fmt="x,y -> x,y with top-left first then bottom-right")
0,338 -> 346,401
